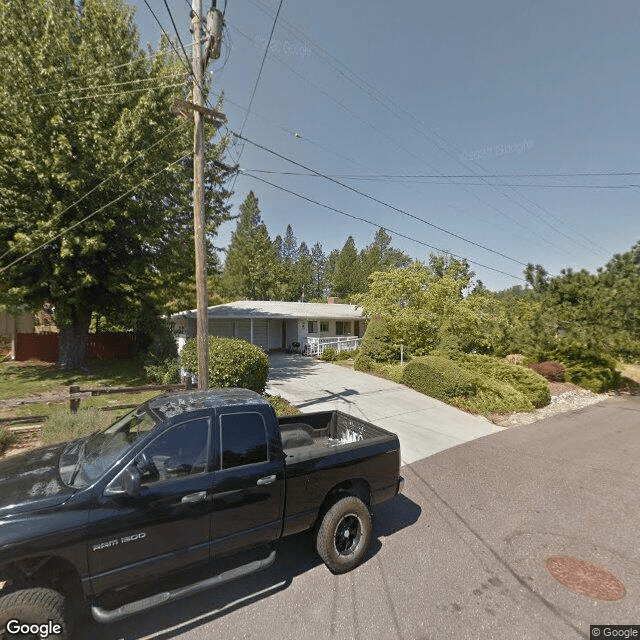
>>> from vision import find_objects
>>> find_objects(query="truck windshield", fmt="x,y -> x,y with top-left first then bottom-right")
59,408 -> 157,489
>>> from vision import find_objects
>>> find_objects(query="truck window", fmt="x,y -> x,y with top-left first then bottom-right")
140,418 -> 210,483
220,412 -> 268,470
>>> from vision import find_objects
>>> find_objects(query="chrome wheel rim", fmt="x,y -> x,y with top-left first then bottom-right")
334,513 -> 362,556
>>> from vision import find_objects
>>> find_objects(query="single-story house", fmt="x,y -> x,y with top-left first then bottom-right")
170,300 -> 366,355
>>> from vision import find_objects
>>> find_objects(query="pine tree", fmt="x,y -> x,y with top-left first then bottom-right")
311,242 -> 326,299
294,241 -> 315,301
332,236 -> 364,298
221,192 -> 279,299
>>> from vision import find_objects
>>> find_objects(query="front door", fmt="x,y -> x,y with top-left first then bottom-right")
281,321 -> 287,350
210,410 -> 284,558
88,417 -> 213,593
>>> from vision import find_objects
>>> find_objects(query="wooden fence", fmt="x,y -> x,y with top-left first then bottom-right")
15,331 -> 141,362
1,380 -> 194,444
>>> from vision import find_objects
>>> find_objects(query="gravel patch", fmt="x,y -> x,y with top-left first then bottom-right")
494,389 -> 609,427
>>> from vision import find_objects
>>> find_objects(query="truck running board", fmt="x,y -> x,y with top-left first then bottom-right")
91,549 -> 277,623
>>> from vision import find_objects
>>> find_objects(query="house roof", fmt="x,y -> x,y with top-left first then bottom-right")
171,300 -> 363,321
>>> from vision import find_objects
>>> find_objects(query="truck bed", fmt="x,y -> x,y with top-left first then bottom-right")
278,411 -> 395,462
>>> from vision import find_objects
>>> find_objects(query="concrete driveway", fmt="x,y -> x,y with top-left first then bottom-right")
77,395 -> 640,640
266,352 -> 500,464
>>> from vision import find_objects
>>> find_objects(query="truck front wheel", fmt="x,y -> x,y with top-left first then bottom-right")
0,588 -> 68,639
316,496 -> 372,574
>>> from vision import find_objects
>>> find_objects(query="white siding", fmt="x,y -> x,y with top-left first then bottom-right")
234,319 -> 251,341
253,319 -> 269,350
209,319 -> 234,338
269,320 -> 282,349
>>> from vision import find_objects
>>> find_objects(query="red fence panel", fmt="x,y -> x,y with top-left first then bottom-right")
87,332 -> 140,360
15,332 -> 59,362
15,332 -> 141,362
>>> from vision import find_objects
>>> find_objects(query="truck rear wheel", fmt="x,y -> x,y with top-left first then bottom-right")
0,588 -> 68,639
316,496 -> 372,574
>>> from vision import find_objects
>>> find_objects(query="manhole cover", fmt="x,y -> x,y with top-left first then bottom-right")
546,555 -> 625,600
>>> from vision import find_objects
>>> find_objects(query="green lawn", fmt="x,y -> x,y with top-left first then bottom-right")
0,359 -> 300,451
0,359 -> 147,401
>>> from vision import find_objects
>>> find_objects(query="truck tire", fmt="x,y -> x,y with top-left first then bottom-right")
0,588 -> 68,639
316,496 -> 372,574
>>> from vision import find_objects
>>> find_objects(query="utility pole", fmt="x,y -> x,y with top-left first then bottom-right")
192,0 -> 208,390
171,2 -> 224,390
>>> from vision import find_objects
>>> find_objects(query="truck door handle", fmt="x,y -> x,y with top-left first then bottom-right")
257,475 -> 276,486
181,491 -> 207,504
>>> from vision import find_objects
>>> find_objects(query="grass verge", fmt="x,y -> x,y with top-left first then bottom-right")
0,359 -> 147,400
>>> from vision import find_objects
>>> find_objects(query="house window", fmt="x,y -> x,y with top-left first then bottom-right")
319,321 -> 329,332
308,321 -> 317,334
335,321 -> 350,336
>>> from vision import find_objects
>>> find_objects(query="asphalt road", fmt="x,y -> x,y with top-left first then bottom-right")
78,394 -> 640,640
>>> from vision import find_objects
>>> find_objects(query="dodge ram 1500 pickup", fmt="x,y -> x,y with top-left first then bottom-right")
0,388 -> 403,638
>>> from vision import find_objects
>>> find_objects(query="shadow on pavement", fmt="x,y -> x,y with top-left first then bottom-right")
267,352 -> 322,383
76,494 -> 421,640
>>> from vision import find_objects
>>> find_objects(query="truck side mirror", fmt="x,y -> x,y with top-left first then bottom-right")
122,465 -> 141,497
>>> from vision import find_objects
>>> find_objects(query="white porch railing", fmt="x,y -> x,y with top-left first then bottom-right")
304,336 -> 362,356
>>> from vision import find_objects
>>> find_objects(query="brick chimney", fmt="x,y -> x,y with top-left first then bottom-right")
327,296 -> 335,304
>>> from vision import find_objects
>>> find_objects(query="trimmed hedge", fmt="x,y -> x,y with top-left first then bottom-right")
453,353 -> 551,408
401,357 -> 477,402
401,355 -> 544,414
180,337 -> 269,393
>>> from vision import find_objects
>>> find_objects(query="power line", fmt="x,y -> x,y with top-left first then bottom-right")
241,0 -> 611,259
227,21 -> 579,261
240,169 -> 639,188
0,150 -> 192,275
162,0 -> 192,67
229,0 -> 286,205
242,171 -> 525,282
233,132 -> 528,267
239,169 -> 640,179
238,0 -> 285,138
40,81 -> 186,105
34,72 -> 185,99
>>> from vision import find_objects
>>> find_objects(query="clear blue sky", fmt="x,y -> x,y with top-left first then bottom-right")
132,0 -> 640,291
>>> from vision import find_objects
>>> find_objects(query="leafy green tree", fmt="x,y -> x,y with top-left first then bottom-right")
0,0 -> 232,368
356,258 -> 506,357
427,254 -> 475,295
221,192 -> 280,299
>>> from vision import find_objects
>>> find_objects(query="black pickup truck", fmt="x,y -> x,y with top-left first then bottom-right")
0,388 -> 403,638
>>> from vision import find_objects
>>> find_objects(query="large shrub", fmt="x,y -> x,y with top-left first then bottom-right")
401,357 -> 477,402
452,353 -> 551,408
357,316 -> 400,364
551,341 -> 621,392
454,376 -> 534,414
180,337 -> 269,393
402,356 -> 538,414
